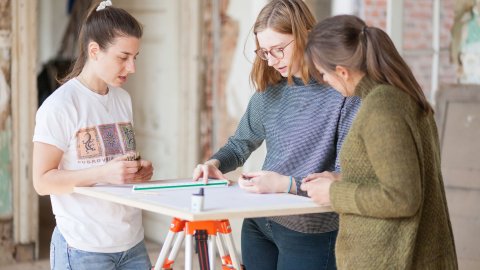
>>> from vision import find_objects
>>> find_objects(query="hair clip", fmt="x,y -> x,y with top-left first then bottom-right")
96,0 -> 112,11
361,26 -> 368,35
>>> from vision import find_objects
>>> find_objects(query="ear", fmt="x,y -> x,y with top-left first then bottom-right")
87,41 -> 100,60
334,65 -> 350,81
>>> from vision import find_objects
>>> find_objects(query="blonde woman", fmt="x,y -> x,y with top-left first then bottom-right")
192,1 -> 360,269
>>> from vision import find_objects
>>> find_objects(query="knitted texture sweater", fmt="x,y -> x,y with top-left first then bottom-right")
212,78 -> 360,233
330,77 -> 457,269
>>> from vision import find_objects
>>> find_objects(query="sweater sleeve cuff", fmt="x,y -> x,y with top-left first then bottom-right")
330,181 -> 361,214
210,151 -> 235,173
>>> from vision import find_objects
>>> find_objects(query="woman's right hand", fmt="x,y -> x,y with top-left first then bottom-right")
101,155 -> 141,185
192,159 -> 225,183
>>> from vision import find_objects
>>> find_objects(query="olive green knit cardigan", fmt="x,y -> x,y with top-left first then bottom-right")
330,77 -> 458,270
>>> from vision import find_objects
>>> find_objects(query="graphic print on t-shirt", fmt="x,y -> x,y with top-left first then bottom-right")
76,127 -> 103,159
76,122 -> 136,162
118,122 -> 136,152
98,124 -> 124,156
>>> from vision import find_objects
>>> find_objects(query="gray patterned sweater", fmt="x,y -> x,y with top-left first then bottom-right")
211,78 -> 361,233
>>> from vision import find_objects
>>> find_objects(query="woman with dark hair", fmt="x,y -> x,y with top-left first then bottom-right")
32,1 -> 153,269
302,14 -> 457,269
192,1 -> 360,269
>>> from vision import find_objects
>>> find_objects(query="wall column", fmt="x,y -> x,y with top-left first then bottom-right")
11,0 -> 38,260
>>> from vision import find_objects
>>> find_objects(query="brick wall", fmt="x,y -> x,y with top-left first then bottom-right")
362,0 -> 387,29
362,2 -> 480,269
361,0 -> 456,99
200,0 -> 241,161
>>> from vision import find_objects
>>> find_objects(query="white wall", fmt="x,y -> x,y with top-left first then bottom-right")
131,0 -> 269,252
219,0 -> 268,254
225,0 -> 267,174
331,0 -> 357,15
37,0 -> 69,67
114,0 -> 202,246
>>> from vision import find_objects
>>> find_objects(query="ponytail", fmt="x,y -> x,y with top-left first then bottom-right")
306,15 -> 433,114
363,26 -> 433,113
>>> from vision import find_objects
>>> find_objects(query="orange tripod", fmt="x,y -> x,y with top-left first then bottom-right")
153,218 -> 242,270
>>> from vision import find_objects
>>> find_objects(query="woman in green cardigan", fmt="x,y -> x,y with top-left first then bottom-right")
301,15 -> 458,269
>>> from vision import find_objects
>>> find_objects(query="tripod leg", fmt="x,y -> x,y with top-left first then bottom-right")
223,232 -> 241,270
209,234 -> 217,270
216,232 -> 227,265
154,218 -> 185,270
195,230 -> 210,270
162,231 -> 185,269
217,220 -> 241,270
185,233 -> 194,270
154,230 -> 176,270
216,233 -> 233,269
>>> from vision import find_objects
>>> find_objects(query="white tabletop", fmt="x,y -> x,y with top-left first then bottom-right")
73,180 -> 332,221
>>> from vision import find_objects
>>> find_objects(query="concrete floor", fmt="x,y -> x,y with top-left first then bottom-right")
2,197 -> 224,269
1,239 -> 225,270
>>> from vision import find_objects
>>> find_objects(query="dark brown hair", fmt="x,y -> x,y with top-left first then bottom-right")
61,2 -> 143,83
251,0 -> 316,91
305,15 -> 433,113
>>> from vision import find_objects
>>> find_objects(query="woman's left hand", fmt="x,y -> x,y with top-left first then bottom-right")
300,172 -> 339,205
238,171 -> 290,194
129,159 -> 154,183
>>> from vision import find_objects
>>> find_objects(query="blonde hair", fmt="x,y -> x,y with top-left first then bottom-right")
250,0 -> 316,91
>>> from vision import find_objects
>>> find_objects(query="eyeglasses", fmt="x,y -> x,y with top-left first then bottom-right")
254,40 -> 295,61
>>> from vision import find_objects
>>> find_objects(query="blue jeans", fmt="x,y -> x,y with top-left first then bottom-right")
50,227 -> 151,270
241,218 -> 337,270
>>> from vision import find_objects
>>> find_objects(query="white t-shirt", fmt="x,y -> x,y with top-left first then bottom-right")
33,78 -> 143,253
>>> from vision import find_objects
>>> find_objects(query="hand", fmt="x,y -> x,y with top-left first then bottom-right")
238,171 -> 289,194
101,155 -> 141,185
127,159 -> 154,183
303,171 -> 341,183
192,159 -> 226,184
300,176 -> 334,205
